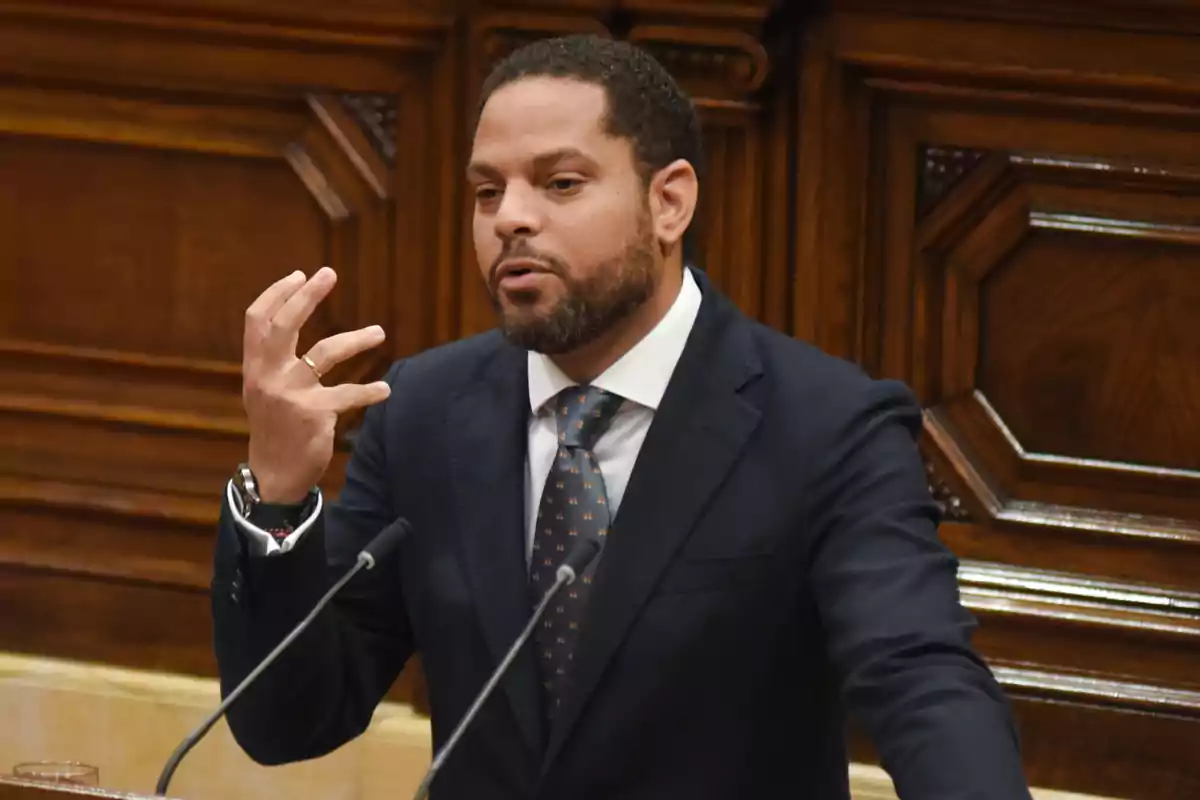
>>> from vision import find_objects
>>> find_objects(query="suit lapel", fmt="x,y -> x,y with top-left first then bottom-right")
447,342 -> 545,757
542,281 -> 764,767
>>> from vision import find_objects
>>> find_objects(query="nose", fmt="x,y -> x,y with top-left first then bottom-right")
493,182 -> 541,240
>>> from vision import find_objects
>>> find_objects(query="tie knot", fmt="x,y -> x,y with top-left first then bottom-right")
554,386 -> 622,449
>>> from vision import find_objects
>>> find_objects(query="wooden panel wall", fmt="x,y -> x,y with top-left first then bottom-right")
0,0 -> 462,680
0,1 -> 1197,797
801,3 -> 1200,797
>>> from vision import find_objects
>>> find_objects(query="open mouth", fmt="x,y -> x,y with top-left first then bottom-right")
497,260 -> 553,284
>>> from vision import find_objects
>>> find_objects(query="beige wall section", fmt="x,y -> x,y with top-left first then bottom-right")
0,653 -> 429,799
0,653 -> 1118,800
847,765 -> 1120,800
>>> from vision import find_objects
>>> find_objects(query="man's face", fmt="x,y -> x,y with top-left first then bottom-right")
467,76 -> 659,354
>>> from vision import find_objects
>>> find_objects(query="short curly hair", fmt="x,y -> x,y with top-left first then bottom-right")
476,34 -> 705,262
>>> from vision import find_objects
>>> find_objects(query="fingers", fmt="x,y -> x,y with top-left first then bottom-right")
244,270 -> 306,352
320,381 -> 392,414
247,270 -> 306,322
301,325 -> 386,379
269,267 -> 338,344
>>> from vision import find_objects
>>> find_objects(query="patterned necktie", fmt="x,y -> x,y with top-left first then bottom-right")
530,385 -> 624,729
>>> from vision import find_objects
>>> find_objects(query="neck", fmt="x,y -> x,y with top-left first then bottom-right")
550,265 -> 684,384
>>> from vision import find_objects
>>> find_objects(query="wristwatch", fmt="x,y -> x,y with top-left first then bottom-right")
231,462 -> 263,520
232,462 -> 318,543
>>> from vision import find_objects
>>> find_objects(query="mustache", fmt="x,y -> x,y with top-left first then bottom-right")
489,241 -> 565,284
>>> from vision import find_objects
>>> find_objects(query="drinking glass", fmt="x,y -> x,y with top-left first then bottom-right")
12,761 -> 99,786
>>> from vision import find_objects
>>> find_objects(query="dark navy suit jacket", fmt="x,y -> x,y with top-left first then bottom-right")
211,270 -> 1031,799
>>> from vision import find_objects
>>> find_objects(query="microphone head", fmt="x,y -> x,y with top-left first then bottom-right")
556,535 -> 603,584
358,517 -> 412,570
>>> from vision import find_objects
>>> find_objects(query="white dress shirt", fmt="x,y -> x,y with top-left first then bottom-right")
229,268 -> 702,558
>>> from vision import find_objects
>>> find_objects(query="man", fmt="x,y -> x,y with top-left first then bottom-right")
213,35 -> 1032,799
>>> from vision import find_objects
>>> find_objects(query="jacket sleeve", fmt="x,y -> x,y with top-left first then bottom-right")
211,360 -> 415,765
808,379 -> 1032,799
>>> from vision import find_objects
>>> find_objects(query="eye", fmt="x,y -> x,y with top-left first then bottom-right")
547,177 -> 583,193
474,185 -> 501,203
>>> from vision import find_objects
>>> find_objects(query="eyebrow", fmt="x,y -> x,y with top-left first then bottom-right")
465,147 -> 598,181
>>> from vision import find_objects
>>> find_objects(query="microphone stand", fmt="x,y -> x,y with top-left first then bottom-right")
411,540 -> 597,800
155,526 -> 405,796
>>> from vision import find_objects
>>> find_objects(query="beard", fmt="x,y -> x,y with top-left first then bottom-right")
487,210 -> 658,355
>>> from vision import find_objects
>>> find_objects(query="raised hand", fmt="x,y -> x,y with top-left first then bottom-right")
242,267 -> 391,503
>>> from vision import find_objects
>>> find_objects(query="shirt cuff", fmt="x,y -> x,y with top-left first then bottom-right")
225,479 -> 323,556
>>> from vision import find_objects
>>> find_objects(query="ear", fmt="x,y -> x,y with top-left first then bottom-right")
648,159 -> 699,256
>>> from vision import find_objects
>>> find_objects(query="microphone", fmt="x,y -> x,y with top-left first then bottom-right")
154,516 -> 412,796
411,535 -> 603,800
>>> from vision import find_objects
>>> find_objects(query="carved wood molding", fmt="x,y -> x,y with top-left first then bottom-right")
626,25 -> 771,109
961,559 -> 1200,651
832,0 -> 1200,37
339,93 -> 399,164
837,12 -> 1200,107
917,145 -> 987,216
956,561 -> 1200,748
0,0 -> 452,48
993,664 -> 1200,718
924,402 -> 1200,561
472,9 -> 775,110
0,7 -> 436,103
923,455 -> 972,522
958,560 -> 1200,615
475,12 -> 612,67
991,663 -> 1200,797
794,4 -> 1200,364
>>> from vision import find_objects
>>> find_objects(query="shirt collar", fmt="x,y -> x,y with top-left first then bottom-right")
528,267 -> 703,414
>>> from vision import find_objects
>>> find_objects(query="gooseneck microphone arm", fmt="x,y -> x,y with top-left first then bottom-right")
411,536 -> 603,800
155,517 -> 412,796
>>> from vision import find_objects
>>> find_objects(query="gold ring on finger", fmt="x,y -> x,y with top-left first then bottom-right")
301,354 -> 324,381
